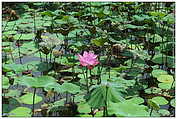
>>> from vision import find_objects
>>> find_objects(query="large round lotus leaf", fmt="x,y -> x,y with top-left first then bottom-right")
9,107 -> 31,117
152,69 -> 168,78
152,96 -> 168,105
44,83 -> 65,93
145,87 -> 162,94
78,102 -> 91,113
88,83 -> 125,109
170,98 -> 175,107
74,95 -> 85,103
124,97 -> 144,104
158,109 -> 170,116
158,82 -> 173,90
108,102 -> 149,117
152,55 -> 174,68
61,83 -> 81,94
5,63 -> 26,73
6,90 -> 21,97
19,76 -> 56,88
150,110 -> 161,117
18,93 -> 42,105
53,98 -> 65,107
157,75 -> 174,83
3,75 -> 10,89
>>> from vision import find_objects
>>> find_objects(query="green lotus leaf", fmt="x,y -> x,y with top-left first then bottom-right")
157,75 -> 174,83
18,76 -> 56,88
91,37 -> 108,46
149,110 -> 161,117
5,90 -> 21,98
3,75 -> 10,89
14,33 -> 34,40
151,96 -> 168,105
149,11 -> 166,18
108,102 -> 149,117
41,11 -> 55,17
8,107 -> 31,117
158,82 -> 173,90
3,104 -> 10,114
44,83 -> 65,93
78,102 -> 91,113
95,111 -> 104,117
76,114 -> 92,117
124,97 -> 144,105
88,83 -> 125,109
158,109 -> 170,116
5,63 -> 26,73
3,30 -> 17,35
147,99 -> 160,110
145,87 -> 162,94
2,47 -> 13,53
152,55 -> 175,68
18,93 -> 42,105
152,69 -> 168,78
48,98 -> 65,113
170,98 -> 175,108
61,83 -> 81,94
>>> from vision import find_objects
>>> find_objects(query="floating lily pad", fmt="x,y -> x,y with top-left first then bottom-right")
157,75 -> 174,83
14,33 -> 34,40
108,102 -> 149,117
9,107 -> 31,117
95,110 -> 104,117
152,55 -> 175,68
61,83 -> 81,94
158,82 -> 173,90
158,109 -> 170,116
44,83 -> 64,93
151,96 -> 168,105
78,102 -> 91,113
3,75 -> 10,89
5,63 -> 26,73
170,98 -> 175,108
18,93 -> 42,105
145,87 -> 162,94
18,76 -> 56,88
124,97 -> 144,105
6,90 -> 21,98
152,69 -> 168,78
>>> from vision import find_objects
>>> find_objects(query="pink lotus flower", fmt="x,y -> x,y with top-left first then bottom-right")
77,51 -> 99,69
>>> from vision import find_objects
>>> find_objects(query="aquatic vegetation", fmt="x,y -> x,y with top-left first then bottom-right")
2,2 -> 175,117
